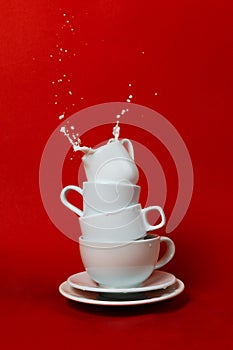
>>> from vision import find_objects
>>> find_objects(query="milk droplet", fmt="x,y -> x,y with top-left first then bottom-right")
60,124 -> 92,153
58,114 -> 65,120
68,91 -> 73,95
126,99 -> 131,102
141,51 -> 145,54
154,92 -> 158,96
112,121 -> 120,140
129,94 -> 133,99
116,114 -> 121,119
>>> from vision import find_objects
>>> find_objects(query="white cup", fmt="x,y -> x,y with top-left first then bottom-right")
60,182 -> 141,216
79,203 -> 166,242
82,139 -> 139,184
79,234 -> 175,288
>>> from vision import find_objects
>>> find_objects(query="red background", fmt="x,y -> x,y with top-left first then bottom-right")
1,1 -> 232,349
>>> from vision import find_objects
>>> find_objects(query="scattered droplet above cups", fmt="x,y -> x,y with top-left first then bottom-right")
49,9 -> 80,115
60,124 -> 82,148
126,94 -> 133,103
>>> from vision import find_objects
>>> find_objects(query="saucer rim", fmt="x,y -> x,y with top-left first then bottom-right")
67,270 -> 177,293
59,279 -> 184,306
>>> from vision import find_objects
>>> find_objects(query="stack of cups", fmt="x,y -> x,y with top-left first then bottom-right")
60,138 -> 175,288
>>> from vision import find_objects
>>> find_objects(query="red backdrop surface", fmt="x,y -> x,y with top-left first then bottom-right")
0,1 -> 232,349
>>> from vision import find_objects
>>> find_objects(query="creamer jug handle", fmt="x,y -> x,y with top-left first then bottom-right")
120,139 -> 134,160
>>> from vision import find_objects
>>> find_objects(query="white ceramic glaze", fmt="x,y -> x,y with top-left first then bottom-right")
82,139 -> 139,184
79,203 -> 166,242
60,182 -> 141,217
78,234 -> 175,288
59,279 -> 184,306
67,270 -> 176,293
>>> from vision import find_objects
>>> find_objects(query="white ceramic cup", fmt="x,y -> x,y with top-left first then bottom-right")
82,139 -> 139,184
60,182 -> 141,216
79,203 -> 166,242
79,234 -> 175,288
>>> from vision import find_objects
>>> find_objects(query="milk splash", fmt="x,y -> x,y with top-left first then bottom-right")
61,90 -> 132,151
112,108 -> 129,140
112,121 -> 120,140
60,124 -> 93,153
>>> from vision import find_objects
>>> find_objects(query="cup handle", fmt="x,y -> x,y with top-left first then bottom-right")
154,236 -> 175,269
142,205 -> 166,231
120,139 -> 135,160
60,185 -> 84,217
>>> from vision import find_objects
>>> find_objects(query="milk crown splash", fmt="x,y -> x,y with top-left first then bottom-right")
60,112 -> 128,153
60,126 -> 94,153
61,118 -> 124,154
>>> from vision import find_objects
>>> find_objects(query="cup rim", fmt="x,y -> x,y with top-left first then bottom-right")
82,182 -> 140,189
79,233 -> 159,247
79,203 -> 142,221
82,139 -> 120,161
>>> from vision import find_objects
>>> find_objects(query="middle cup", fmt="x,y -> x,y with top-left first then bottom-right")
60,182 -> 141,216
79,203 -> 166,242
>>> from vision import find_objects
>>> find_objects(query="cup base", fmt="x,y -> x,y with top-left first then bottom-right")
86,266 -> 153,289
98,282 -> 143,289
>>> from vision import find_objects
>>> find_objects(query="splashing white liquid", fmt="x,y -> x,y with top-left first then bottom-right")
112,121 -> 120,140
49,10 -> 79,114
126,93 -> 133,103
112,105 -> 129,140
60,125 -> 93,153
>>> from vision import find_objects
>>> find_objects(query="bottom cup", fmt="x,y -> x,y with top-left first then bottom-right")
79,234 -> 175,288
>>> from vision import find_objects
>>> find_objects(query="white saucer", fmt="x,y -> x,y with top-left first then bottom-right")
59,279 -> 184,306
67,270 -> 176,293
